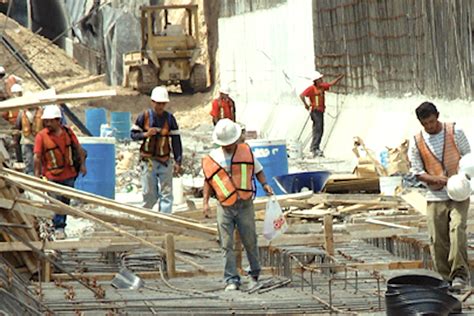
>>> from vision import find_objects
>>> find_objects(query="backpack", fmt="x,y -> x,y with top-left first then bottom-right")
64,127 -> 87,174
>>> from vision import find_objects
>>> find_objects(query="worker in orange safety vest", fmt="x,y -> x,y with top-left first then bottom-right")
202,119 -> 273,292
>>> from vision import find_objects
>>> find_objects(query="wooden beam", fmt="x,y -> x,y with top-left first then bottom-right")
323,214 -> 334,256
165,234 -> 176,278
0,169 -> 217,237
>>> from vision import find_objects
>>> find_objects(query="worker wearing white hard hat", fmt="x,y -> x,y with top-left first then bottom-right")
202,119 -> 273,291
210,83 -> 235,125
34,105 -> 87,240
130,86 -> 182,213
409,101 -> 471,291
299,70 -> 344,158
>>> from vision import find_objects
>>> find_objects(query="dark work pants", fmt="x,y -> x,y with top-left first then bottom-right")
310,110 -> 324,153
51,177 -> 75,229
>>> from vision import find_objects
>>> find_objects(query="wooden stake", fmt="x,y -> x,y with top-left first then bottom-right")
323,214 -> 335,256
165,234 -> 176,278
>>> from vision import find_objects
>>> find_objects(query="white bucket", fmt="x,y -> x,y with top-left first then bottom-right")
173,177 -> 185,205
287,140 -> 303,159
379,176 -> 403,196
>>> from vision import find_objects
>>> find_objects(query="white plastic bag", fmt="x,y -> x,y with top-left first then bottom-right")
263,196 -> 288,241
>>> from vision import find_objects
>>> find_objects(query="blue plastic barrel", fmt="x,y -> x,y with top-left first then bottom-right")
75,137 -> 116,199
85,108 -> 107,137
247,139 -> 288,196
110,111 -> 131,140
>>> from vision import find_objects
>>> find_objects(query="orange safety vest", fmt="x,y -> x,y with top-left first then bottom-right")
218,98 -> 235,121
310,85 -> 325,112
140,109 -> 171,162
414,122 -> 460,177
21,108 -> 43,137
38,127 -> 74,175
202,143 -> 255,206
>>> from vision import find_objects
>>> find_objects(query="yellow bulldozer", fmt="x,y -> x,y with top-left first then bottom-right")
123,4 -> 207,93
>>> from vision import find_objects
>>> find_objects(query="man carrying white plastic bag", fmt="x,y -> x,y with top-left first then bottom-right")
263,197 -> 288,241
202,119 -> 273,292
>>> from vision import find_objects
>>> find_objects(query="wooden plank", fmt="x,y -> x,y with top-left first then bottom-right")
401,190 -> 427,215
365,218 -> 414,230
11,181 -> 206,271
0,169 -> 217,237
165,234 -> 176,278
323,214 -> 334,256
0,89 -> 117,111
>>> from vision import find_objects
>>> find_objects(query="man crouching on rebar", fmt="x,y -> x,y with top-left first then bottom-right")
202,119 -> 273,291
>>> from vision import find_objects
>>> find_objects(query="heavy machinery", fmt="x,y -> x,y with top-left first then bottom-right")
123,4 -> 207,94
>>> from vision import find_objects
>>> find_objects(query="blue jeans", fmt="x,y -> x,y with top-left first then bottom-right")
51,177 -> 75,229
140,159 -> 173,213
22,144 -> 34,175
216,199 -> 260,285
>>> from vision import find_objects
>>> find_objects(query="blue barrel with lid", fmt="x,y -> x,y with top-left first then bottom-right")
247,139 -> 288,196
74,137 -> 116,199
110,111 -> 131,140
85,108 -> 107,137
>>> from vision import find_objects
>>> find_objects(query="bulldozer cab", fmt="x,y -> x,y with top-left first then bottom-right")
123,4 -> 207,93
142,4 -> 199,66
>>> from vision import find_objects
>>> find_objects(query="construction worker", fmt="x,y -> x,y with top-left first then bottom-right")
202,119 -> 273,291
300,71 -> 344,157
210,85 -> 236,125
34,105 -> 87,239
130,86 -> 182,213
409,101 -> 471,291
16,104 -> 44,175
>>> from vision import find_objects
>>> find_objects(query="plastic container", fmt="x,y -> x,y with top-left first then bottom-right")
173,177 -> 184,205
111,111 -> 131,140
75,137 -> 116,199
287,140 -> 303,159
247,139 -> 288,196
274,171 -> 331,194
379,176 -> 402,195
85,108 -> 107,137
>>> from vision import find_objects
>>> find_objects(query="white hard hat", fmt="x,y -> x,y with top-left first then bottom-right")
0,66 -> 5,75
447,174 -> 472,202
312,70 -> 323,81
219,84 -> 230,95
41,105 -> 62,119
10,83 -> 23,93
460,153 -> 474,178
212,118 -> 242,146
151,86 -> 170,103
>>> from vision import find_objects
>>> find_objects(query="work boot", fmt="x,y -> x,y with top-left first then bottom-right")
248,276 -> 259,289
451,277 -> 467,291
224,283 -> 239,291
313,150 -> 324,158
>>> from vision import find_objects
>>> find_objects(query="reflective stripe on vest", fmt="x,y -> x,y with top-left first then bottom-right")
218,98 -> 235,121
140,109 -> 171,162
40,127 -> 74,175
202,143 -> 254,206
414,122 -> 460,177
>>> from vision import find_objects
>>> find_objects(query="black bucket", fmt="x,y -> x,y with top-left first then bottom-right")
385,274 -> 461,316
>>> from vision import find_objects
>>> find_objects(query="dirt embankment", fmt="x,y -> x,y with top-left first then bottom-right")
1,2 -> 221,132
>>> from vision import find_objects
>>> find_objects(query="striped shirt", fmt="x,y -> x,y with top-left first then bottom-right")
409,124 -> 471,201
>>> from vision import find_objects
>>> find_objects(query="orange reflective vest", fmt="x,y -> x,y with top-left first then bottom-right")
140,109 -> 171,162
414,122 -> 460,177
202,143 -> 254,206
38,127 -> 74,175
218,98 -> 235,121
21,108 -> 43,137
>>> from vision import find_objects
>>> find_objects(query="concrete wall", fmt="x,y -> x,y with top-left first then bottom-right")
218,0 -> 474,163
218,0 -> 315,142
